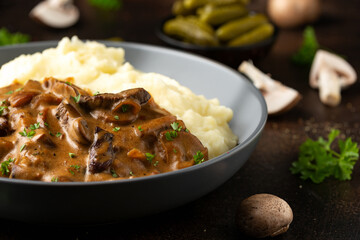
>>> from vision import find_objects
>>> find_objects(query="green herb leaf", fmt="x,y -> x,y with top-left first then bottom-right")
145,153 -> 155,163
129,171 -> 134,176
292,26 -> 319,66
165,130 -> 178,141
5,90 -> 13,95
111,169 -> 118,178
20,144 -> 26,152
153,161 -> 159,167
171,122 -> 182,132
65,81 -> 72,86
114,115 -> 119,120
0,106 -> 8,116
29,122 -> 40,130
69,152 -> 76,158
19,128 -> 35,138
193,151 -> 204,164
290,129 -> 359,183
138,126 -> 143,131
113,127 -> 121,132
51,177 -> 58,182
15,87 -> 23,92
93,91 -> 100,96
0,27 -> 30,46
72,94 -> 81,103
55,132 -> 62,138
1,158 -> 15,175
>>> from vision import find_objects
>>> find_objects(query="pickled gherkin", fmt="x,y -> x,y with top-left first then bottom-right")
228,23 -> 274,47
216,14 -> 268,41
163,16 -> 219,46
172,0 -> 194,15
198,3 -> 248,25
184,0 -> 249,10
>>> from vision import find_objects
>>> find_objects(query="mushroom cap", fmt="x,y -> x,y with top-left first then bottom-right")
30,0 -> 80,29
310,49 -> 357,89
236,193 -> 293,238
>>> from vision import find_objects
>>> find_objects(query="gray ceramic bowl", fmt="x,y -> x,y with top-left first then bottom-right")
0,41 -> 267,224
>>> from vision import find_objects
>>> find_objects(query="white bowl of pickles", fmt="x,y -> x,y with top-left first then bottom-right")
157,0 -> 278,68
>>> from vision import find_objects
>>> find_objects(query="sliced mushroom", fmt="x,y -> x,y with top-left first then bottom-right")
310,50 -> 357,107
87,127 -> 115,174
239,61 -> 301,115
43,77 -> 89,100
8,91 -> 40,108
79,88 -> 151,124
29,0 -> 80,29
68,117 -> 93,145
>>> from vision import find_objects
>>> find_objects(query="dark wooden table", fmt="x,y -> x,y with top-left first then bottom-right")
1,0 -> 360,239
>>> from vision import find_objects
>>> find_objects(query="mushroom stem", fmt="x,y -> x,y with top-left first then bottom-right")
318,66 -> 341,107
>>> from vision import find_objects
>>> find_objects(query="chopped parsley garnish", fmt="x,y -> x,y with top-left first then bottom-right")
173,148 -> 177,153
1,158 -> 15,175
44,122 -> 49,127
29,122 -> 40,130
291,129 -> 359,183
15,87 -> 23,92
72,94 -> 81,103
19,128 -> 35,138
153,161 -> 159,167
113,127 -> 121,132
38,112 -> 43,116
110,169 -> 118,178
171,122 -> 182,132
69,152 -> 76,158
165,131 -> 178,141
145,153 -> 155,163
0,100 -> 6,104
138,126 -> 143,131
129,171 -> 134,176
51,177 -> 58,182
0,106 -> 8,116
5,90 -> 13,95
93,91 -> 100,96
114,115 -> 119,120
193,151 -> 205,164
68,165 -> 81,175
122,104 -> 130,113
20,144 -> 26,152
65,81 -> 72,86
55,132 -> 62,138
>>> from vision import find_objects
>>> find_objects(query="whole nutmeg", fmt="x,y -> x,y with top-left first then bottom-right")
236,193 -> 293,238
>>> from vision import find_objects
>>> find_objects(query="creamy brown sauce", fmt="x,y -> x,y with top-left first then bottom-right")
0,78 -> 208,182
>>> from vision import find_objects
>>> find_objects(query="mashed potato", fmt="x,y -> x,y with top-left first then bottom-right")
0,36 -> 237,158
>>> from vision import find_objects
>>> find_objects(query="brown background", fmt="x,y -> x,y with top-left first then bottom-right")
1,0 -> 360,239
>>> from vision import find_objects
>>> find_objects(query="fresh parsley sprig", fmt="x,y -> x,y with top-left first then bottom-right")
0,28 -> 30,46
292,26 -> 319,66
290,129 -> 359,183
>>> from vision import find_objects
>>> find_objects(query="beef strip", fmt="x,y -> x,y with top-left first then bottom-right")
88,127 -> 115,174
